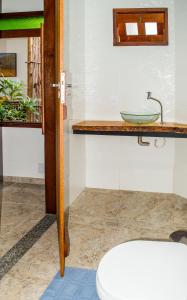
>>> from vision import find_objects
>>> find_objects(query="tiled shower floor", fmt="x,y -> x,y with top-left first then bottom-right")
0,188 -> 187,299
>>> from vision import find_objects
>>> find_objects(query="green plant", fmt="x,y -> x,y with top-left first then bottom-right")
0,77 -> 25,102
0,104 -> 6,121
0,101 -> 26,121
19,97 -> 37,113
0,77 -> 40,122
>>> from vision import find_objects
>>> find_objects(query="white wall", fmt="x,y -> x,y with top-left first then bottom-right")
68,0 -> 86,204
174,0 -> 187,198
4,38 -> 28,86
0,38 -> 44,179
85,0 -> 176,193
2,0 -> 43,12
0,39 -> 6,52
2,128 -> 44,178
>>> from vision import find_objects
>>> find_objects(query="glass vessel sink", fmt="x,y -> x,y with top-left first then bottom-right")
120,111 -> 160,124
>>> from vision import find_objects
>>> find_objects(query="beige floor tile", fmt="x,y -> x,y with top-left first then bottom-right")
0,188 -> 187,300
0,183 -> 45,256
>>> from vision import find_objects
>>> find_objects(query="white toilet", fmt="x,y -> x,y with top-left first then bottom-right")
96,240 -> 187,300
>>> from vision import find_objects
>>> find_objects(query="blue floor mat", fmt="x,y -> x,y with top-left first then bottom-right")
40,267 -> 100,300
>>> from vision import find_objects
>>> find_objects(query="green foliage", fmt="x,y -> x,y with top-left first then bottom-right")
0,104 -> 6,121
19,98 -> 37,113
0,77 -> 39,122
0,101 -> 27,121
0,77 -> 25,102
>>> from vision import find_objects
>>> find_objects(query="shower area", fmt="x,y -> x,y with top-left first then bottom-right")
63,0 -> 187,269
0,0 -> 187,274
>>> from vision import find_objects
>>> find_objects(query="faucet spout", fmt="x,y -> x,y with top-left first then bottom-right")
147,91 -> 152,100
147,92 -> 164,124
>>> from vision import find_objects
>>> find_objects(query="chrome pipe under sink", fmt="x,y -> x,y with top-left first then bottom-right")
138,136 -> 150,146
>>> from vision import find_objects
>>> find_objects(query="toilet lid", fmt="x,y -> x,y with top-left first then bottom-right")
96,241 -> 187,300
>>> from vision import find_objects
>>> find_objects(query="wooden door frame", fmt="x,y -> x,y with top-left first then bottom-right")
44,0 -> 57,214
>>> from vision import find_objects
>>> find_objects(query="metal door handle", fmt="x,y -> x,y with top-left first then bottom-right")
50,72 -> 66,103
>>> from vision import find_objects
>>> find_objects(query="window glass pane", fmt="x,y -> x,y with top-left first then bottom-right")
145,22 -> 158,35
126,23 -> 138,36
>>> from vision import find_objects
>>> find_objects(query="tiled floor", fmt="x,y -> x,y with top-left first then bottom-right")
66,188 -> 187,269
0,188 -> 187,299
0,183 -> 45,257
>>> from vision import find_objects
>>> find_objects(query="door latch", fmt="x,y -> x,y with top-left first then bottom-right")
51,72 -> 66,104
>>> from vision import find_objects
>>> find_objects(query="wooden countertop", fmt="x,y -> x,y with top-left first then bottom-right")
72,121 -> 187,138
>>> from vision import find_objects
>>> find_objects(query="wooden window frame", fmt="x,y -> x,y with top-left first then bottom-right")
0,122 -> 41,128
0,11 -> 43,38
0,11 -> 43,128
113,8 -> 168,46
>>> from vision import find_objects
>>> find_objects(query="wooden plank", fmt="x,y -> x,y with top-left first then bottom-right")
113,8 -> 168,14
55,0 -> 66,277
0,29 -> 41,38
27,37 -> 41,99
28,37 -> 33,97
72,121 -> 187,137
44,0 -> 56,214
0,122 -> 42,128
117,13 -> 165,23
0,11 -> 44,19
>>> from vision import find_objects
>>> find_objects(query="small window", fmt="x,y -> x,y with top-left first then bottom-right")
145,22 -> 158,35
113,8 -> 168,46
126,23 -> 138,36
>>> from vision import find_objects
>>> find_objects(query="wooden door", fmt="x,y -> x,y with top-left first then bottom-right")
55,0 -> 66,276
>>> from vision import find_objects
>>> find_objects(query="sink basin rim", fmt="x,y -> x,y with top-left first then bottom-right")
120,111 -> 160,124
120,111 -> 160,117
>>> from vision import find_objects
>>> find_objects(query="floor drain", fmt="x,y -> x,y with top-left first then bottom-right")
169,230 -> 187,242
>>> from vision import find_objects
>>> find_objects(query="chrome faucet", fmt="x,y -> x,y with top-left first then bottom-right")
147,92 -> 164,124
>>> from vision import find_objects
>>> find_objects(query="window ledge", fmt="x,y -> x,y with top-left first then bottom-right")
0,122 -> 42,128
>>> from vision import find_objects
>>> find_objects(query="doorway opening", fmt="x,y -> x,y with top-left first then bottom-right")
0,4 -> 57,276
